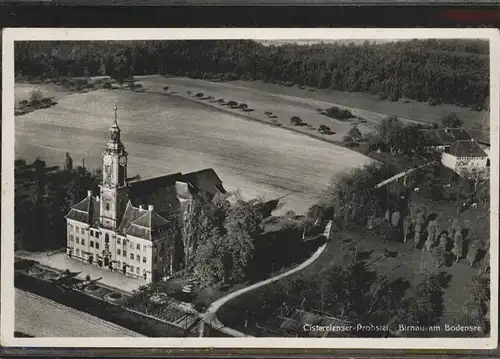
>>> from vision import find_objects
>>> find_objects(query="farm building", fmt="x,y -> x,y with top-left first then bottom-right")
441,139 -> 489,176
65,104 -> 226,282
419,127 -> 489,176
419,127 -> 472,153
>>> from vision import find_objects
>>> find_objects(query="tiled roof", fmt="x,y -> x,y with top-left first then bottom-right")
126,169 -> 226,216
117,201 -> 143,233
420,128 -> 472,146
65,195 -> 100,226
180,168 -> 227,196
118,200 -> 170,241
132,210 -> 169,229
467,129 -> 490,145
128,173 -> 183,198
447,140 -> 488,158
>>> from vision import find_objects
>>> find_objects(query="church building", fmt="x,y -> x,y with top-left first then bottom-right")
65,104 -> 226,282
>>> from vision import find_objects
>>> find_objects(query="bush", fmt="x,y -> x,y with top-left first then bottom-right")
162,86 -> 169,91
290,116 -> 303,126
29,89 -> 44,105
195,93 -> 204,98
324,106 -> 354,120
318,124 -> 332,134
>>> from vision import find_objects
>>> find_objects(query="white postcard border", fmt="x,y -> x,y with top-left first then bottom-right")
2,27 -> 499,350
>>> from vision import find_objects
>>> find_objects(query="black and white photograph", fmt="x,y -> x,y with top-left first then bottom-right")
1,28 -> 498,349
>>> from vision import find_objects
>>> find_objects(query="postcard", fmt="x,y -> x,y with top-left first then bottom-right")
1,27 -> 498,349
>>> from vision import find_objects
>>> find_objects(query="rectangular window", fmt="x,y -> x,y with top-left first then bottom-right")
136,244 -> 140,250
130,253 -> 134,260
96,242 -> 100,250
130,241 -> 133,249
90,241 -> 94,248
76,249 -> 80,256
143,245 -> 147,252
81,239 -> 85,246
117,249 -> 121,256
76,227 -> 80,234
105,202 -> 110,211
69,235 -> 74,242
136,267 -> 140,274
117,238 -> 121,244
136,255 -> 140,262
76,237 -> 80,244
129,265 -> 134,273
123,250 -> 127,257
143,257 -> 147,263
117,261 -> 121,268
95,232 -> 100,238
90,230 -> 94,236
143,269 -> 146,276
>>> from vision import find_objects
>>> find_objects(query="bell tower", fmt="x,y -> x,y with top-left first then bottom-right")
100,102 -> 129,230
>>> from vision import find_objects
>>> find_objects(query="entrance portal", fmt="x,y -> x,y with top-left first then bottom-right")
104,257 -> 109,267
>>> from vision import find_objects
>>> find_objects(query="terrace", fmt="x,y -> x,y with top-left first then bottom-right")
14,258 -> 198,332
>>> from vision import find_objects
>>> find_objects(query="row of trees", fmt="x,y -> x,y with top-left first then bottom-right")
15,39 -> 489,108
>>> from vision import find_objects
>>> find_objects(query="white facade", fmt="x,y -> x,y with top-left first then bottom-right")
441,152 -> 489,175
65,111 -> 171,283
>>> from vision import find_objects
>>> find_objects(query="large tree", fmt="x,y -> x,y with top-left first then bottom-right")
322,163 -> 399,227
192,196 -> 264,285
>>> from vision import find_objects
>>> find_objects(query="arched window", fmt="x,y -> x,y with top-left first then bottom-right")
105,233 -> 110,244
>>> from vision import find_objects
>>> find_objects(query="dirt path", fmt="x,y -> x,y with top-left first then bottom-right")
201,242 -> 328,337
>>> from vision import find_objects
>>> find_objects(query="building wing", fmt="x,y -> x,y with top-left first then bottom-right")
65,193 -> 100,226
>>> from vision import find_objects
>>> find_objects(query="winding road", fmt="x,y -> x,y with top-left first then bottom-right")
200,242 -> 328,337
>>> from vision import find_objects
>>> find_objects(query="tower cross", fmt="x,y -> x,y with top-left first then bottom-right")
114,102 -> 118,126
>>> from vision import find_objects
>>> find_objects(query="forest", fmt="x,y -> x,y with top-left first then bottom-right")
15,39 -> 489,109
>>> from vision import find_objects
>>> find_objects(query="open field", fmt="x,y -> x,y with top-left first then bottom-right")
231,80 -> 489,132
15,289 -> 143,337
134,75 -> 489,143
14,85 -> 372,215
